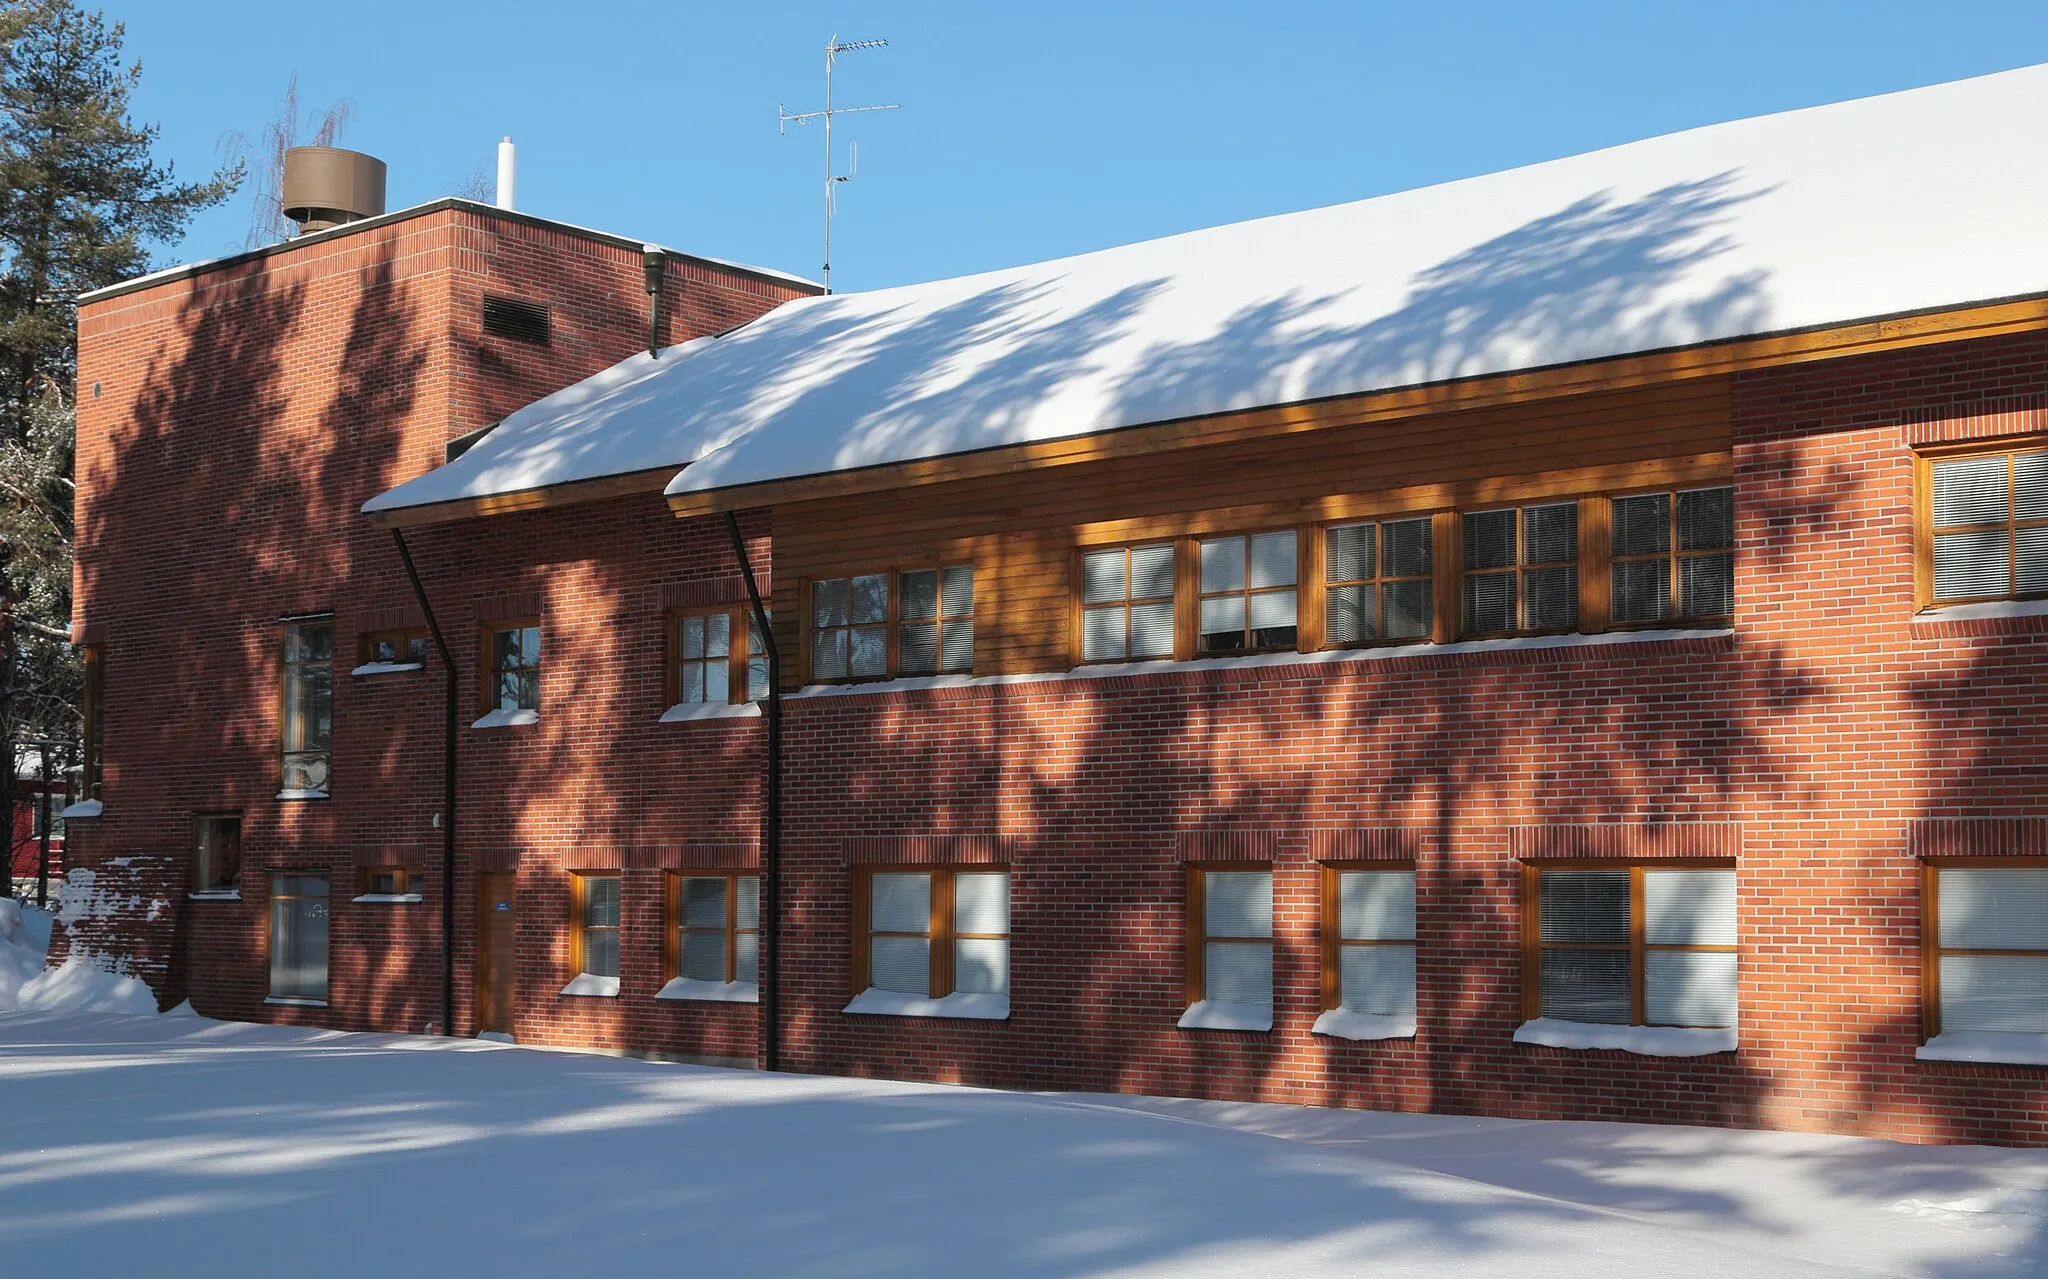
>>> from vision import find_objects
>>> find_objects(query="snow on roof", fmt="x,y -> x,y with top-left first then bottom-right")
366,63 -> 2048,518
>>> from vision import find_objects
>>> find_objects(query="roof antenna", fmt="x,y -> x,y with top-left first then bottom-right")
779,35 -> 899,294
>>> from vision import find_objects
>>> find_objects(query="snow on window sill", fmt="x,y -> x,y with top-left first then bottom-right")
189,890 -> 242,902
472,708 -> 539,729
1514,1018 -> 1737,1056
1178,1000 -> 1273,1032
1913,598 -> 2048,624
1916,1031 -> 2048,1066
558,973 -> 620,998
656,977 -> 759,1003
275,789 -> 329,801
841,989 -> 1009,1020
791,627 -> 1733,702
1313,1008 -> 1417,1041
351,893 -> 424,905
264,996 -> 327,1008
60,799 -> 102,819
476,1030 -> 515,1044
658,701 -> 763,724
351,661 -> 424,677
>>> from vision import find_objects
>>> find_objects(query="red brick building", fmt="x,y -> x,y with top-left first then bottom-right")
59,68 -> 2048,1144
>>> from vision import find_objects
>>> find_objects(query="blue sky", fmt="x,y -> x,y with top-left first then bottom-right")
120,1 -> 2048,293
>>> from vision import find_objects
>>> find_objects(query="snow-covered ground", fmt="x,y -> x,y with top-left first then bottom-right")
0,1009 -> 2040,1277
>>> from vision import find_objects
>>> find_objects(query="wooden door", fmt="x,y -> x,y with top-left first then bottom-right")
476,872 -> 518,1034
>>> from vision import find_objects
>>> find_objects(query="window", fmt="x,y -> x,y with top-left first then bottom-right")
1186,867 -> 1273,1020
855,868 -> 1010,999
281,619 -> 332,796
810,568 -> 974,682
1925,447 -> 2048,604
672,873 -> 760,985
485,622 -> 541,712
1324,517 -> 1433,647
1081,542 -> 1176,661
269,874 -> 330,1002
1525,865 -> 1736,1028
1198,530 -> 1298,653
674,607 -> 773,704
81,644 -> 103,802
193,814 -> 242,895
1924,863 -> 2048,1037
360,628 -> 428,665
573,874 -> 621,981
1610,487 -> 1735,624
360,866 -> 419,898
1322,866 -> 1417,1020
1464,502 -> 1579,635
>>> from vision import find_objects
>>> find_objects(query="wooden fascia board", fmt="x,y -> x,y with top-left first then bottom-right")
663,294 -> 2048,518
363,465 -> 677,529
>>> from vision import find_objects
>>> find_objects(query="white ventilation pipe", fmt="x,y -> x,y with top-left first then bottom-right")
496,137 -> 517,211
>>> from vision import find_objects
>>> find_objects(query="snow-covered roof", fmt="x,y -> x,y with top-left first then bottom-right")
366,63 -> 2048,519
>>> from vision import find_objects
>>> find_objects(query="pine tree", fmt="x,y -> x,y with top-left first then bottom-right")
0,1 -> 239,891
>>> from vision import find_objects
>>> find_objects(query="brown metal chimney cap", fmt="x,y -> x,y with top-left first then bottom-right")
281,146 -> 388,233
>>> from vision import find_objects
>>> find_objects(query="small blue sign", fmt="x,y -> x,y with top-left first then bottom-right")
495,902 -> 510,912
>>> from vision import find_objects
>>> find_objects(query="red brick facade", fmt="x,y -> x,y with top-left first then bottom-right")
60,205 -> 2048,1145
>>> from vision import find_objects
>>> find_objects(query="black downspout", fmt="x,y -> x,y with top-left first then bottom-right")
724,511 -> 781,1072
393,529 -> 459,1038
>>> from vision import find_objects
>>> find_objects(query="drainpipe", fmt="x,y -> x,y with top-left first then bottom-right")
724,511 -> 781,1072
642,246 -> 666,358
392,529 -> 458,1037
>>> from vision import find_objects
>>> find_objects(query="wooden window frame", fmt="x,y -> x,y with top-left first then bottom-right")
1919,855 -> 2048,1040
1314,514 -> 1441,652
850,865 -> 1009,999
359,866 -> 419,897
81,643 -> 103,801
668,605 -> 757,707
666,871 -> 761,984
1183,861 -> 1273,1007
1192,526 -> 1305,657
1317,860 -> 1418,1012
358,627 -> 429,666
1914,437 -> 2048,611
896,565 -> 976,676
569,872 -> 622,980
479,618 -> 542,714
191,812 -> 243,896
1603,485 -> 1736,630
1072,539 -> 1181,665
1460,501 -> 1586,639
1518,858 -> 1737,1026
280,616 -> 334,797
803,566 -> 974,685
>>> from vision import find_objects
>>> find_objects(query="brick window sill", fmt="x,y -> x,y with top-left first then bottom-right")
1177,1000 -> 1273,1032
1916,1032 -> 2048,1067
655,977 -> 759,1003
276,789 -> 328,801
351,661 -> 424,677
351,893 -> 424,905
189,891 -> 242,902
1912,598 -> 2048,632
472,708 -> 539,730
1514,1017 -> 1736,1056
842,989 -> 1009,1020
1312,1008 -> 1416,1041
558,973 -> 619,998
264,996 -> 327,1008
657,702 -> 763,725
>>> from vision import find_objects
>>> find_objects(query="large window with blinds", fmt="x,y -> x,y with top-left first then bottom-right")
1186,867 -> 1273,1022
1197,530 -> 1298,653
1924,863 -> 2048,1038
1081,542 -> 1177,662
1464,503 -> 1580,636
855,868 -> 1010,1000
1321,865 -> 1417,1021
810,567 -> 974,682
1609,487 -> 1735,624
1924,446 -> 2048,606
268,874 -> 329,1003
1324,517 -> 1433,647
672,873 -> 760,988
1525,864 -> 1737,1028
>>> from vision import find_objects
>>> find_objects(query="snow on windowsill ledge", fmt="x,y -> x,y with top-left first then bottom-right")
655,977 -> 759,1003
1913,599 -> 2048,624
1178,1000 -> 1273,1032
351,661 -> 424,676
263,996 -> 328,1008
658,701 -> 763,724
1916,1032 -> 2048,1066
276,789 -> 329,801
842,989 -> 1009,1020
59,799 -> 101,819
352,893 -> 424,905
559,973 -> 619,998
472,708 -> 539,729
1313,1008 -> 1417,1041
1514,1018 -> 1737,1056
189,891 -> 242,902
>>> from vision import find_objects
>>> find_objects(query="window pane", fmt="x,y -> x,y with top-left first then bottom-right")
1249,530 -> 1297,588
1340,944 -> 1416,1016
1680,552 -> 1735,617
813,629 -> 848,680
269,876 -> 329,1001
1383,580 -> 1432,640
1521,565 -> 1578,630
1934,528 -> 2012,599
1199,595 -> 1246,652
1612,558 -> 1671,623
1326,584 -> 1375,646
584,928 -> 619,979
680,877 -> 727,928
1940,868 -> 2048,949
1130,601 -> 1176,657
681,930 -> 728,981
1082,605 -> 1127,660
1326,523 -> 1375,583
682,664 -> 707,704
1463,571 -> 1515,634
813,578 -> 849,627
734,931 -> 759,984
940,565 -> 975,618
1644,869 -> 1736,946
704,612 -> 730,658
584,877 -> 620,928
1612,493 -> 1671,557
870,872 -> 930,933
900,569 -> 938,622
1204,940 -> 1272,1006
1540,871 -> 1628,943
2017,525 -> 2048,596
1082,550 -> 1128,604
747,653 -> 771,702
492,628 -> 521,669
1941,954 -> 2048,1033
1199,536 -> 1246,594
282,753 -> 330,794
869,936 -> 930,994
939,619 -> 974,673
1130,543 -> 1176,599
1338,870 -> 1415,941
849,574 -> 889,624
704,662 -> 729,703
2016,451 -> 2048,521
517,669 -> 540,711
1523,503 -> 1578,564
518,627 -> 541,667
1383,517 -> 1432,577
848,625 -> 887,678
899,622 -> 938,674
680,616 -> 705,659
1934,454 -> 2011,527
1540,948 -> 1629,1023
1678,487 -> 1734,551
1204,870 -> 1272,938
1645,950 -> 1737,1027
1464,510 -> 1515,570
737,877 -> 760,931
955,938 -> 1009,995
1247,590 -> 1297,643
953,871 -> 1010,935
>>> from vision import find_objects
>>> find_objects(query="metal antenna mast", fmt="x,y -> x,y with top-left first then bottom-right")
779,35 -> 899,293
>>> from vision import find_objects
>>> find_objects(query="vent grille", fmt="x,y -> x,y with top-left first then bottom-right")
482,295 -> 551,345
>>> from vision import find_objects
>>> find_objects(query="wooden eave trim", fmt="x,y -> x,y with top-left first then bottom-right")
664,293 -> 2048,518
365,465 -> 677,529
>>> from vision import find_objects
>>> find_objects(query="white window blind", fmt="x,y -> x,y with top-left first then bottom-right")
1644,867 -> 1737,1027
952,871 -> 1010,996
1325,517 -> 1433,646
580,876 -> 620,979
269,875 -> 329,1000
869,871 -> 932,995
1937,867 -> 2048,1033
1203,870 -> 1273,1009
900,566 -> 974,675
1465,503 -> 1578,635
1932,450 -> 2048,602
1082,544 -> 1175,661
1198,531 -> 1297,653
1612,487 -> 1734,623
1336,869 -> 1416,1017
678,876 -> 729,981
1538,868 -> 1737,1028
735,875 -> 760,983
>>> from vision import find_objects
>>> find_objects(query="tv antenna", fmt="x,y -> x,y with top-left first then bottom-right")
779,35 -> 899,294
